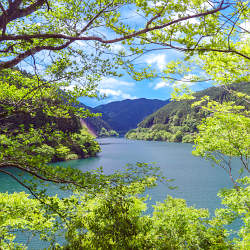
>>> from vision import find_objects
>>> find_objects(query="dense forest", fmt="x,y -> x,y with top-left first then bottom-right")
126,82 -> 250,142
78,98 -> 169,137
77,102 -> 114,136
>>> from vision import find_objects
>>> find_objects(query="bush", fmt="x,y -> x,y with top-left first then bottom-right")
65,193 -> 230,249
170,131 -> 183,142
182,134 -> 195,143
32,144 -> 55,159
55,145 -> 71,159
99,127 -> 119,137
65,153 -> 79,161
70,128 -> 101,157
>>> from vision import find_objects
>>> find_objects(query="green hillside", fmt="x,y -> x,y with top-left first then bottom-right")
126,83 -> 250,143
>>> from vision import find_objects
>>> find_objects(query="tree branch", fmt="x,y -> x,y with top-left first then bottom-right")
0,3 -> 230,43
0,0 -> 46,30
0,162 -> 82,187
137,36 -> 250,60
0,168 -> 69,220
0,40 -> 72,69
0,2 -> 232,70
0,168 -> 41,198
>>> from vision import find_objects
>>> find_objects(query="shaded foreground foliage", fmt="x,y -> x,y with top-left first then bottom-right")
0,68 -> 101,163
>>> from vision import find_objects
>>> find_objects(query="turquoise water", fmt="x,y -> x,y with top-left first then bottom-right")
0,138 -> 240,248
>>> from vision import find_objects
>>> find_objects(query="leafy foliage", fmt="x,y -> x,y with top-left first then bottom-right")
0,169 -> 233,249
99,127 -> 119,138
0,192 -> 56,249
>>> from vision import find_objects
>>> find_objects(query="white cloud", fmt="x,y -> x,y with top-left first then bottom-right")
62,76 -> 134,92
111,43 -> 126,53
240,20 -> 250,31
154,81 -> 170,90
99,77 -> 134,89
99,89 -> 121,97
174,74 -> 198,87
153,74 -> 198,90
99,88 -> 137,100
185,17 -> 200,25
146,54 -> 166,70
148,1 -> 164,7
200,1 -> 214,10
176,11 -> 200,25
75,40 -> 86,47
239,20 -> 250,42
62,85 -> 76,91
62,77 -> 136,101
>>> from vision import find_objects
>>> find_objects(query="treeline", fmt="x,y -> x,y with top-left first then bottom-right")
99,127 -> 119,137
93,98 -> 170,135
126,124 -> 195,143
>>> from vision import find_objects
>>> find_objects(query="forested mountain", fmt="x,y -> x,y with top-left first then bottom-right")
93,98 -> 170,135
76,102 -> 113,136
126,82 -> 250,142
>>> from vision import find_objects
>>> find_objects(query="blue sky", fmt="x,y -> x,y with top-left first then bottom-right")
18,0 -> 231,108
3,0 -> 248,108
77,2 -> 217,108
79,48 -> 212,107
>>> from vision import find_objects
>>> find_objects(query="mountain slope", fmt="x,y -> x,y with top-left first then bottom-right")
126,83 -> 250,143
77,102 -> 113,136
93,98 -> 170,135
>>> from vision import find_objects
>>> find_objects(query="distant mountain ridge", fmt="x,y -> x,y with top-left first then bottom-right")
92,98 -> 170,135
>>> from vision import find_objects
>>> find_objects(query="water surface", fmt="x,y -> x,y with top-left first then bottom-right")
0,138 -> 239,248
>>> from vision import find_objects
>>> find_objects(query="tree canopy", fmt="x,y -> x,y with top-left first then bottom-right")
0,0 -> 249,69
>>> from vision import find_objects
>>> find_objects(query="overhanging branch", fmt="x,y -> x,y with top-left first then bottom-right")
0,2 -> 234,70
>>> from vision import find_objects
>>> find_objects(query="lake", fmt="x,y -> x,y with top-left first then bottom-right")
0,138 -> 239,248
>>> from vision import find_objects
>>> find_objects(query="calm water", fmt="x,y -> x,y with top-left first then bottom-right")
0,138 -> 240,248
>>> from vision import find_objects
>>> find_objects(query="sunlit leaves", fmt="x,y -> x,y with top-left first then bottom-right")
0,192 -> 57,249
201,49 -> 250,85
193,100 -> 249,185
0,0 -> 250,248
214,177 -> 250,248
193,101 -> 250,156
